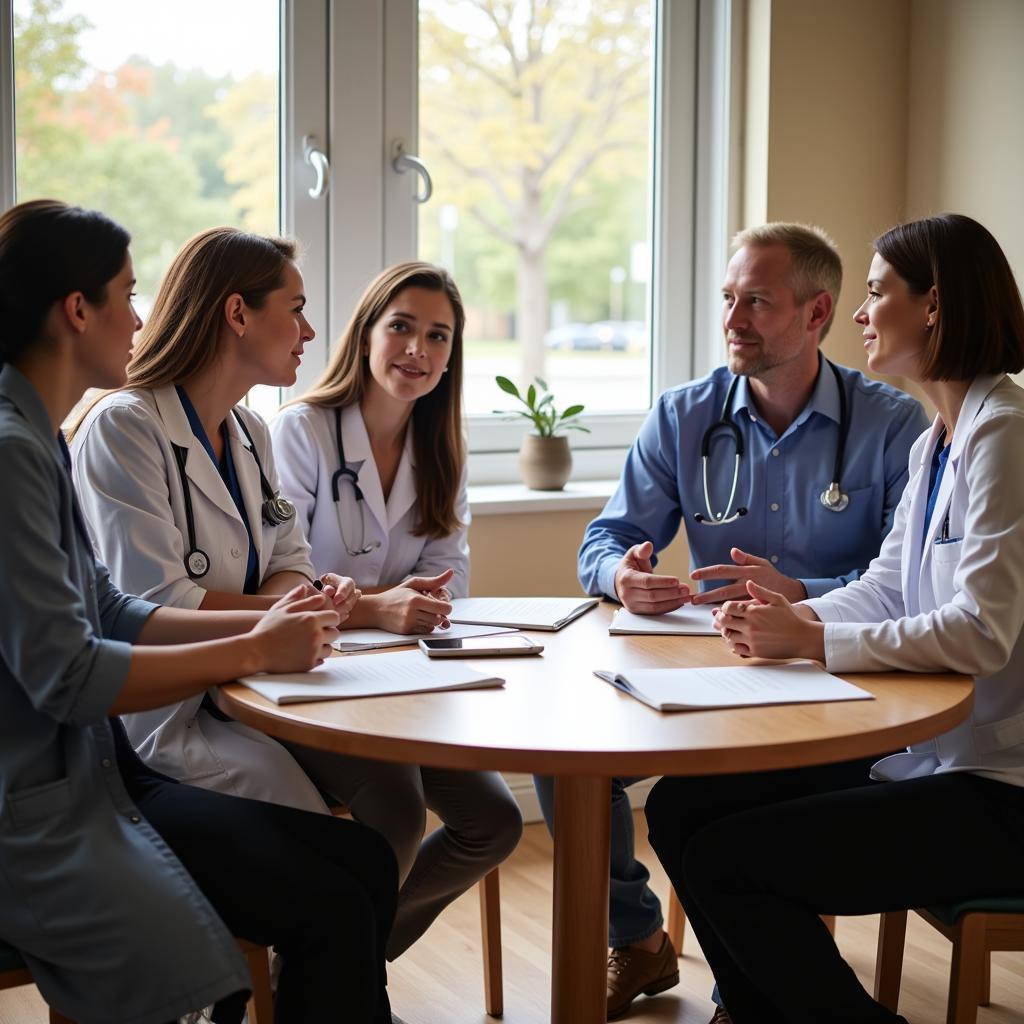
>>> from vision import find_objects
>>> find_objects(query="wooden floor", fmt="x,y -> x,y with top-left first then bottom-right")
4,814 -> 1024,1024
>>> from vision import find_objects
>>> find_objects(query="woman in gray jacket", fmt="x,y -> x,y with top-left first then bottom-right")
0,199 -> 396,1024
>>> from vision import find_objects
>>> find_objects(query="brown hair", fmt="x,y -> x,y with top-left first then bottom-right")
0,200 -> 130,365
732,222 -> 843,339
67,226 -> 295,438
875,214 -> 1024,380
286,261 -> 465,539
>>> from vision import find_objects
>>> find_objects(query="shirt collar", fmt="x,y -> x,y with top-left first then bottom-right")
341,402 -> 417,469
729,353 -> 841,431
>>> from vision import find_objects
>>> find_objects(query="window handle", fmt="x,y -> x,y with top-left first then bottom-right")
391,140 -> 433,204
303,135 -> 330,199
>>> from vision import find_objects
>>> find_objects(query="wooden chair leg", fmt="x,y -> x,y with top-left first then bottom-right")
873,909 -> 908,1012
244,945 -> 274,1024
948,914 -> 986,1024
666,888 -> 686,957
821,915 -> 836,936
479,868 -> 504,1017
980,949 -> 991,1006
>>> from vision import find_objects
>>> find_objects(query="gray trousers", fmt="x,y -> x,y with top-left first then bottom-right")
284,742 -> 523,958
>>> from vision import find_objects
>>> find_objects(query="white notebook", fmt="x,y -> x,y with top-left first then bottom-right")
239,650 -> 505,705
594,661 -> 874,712
449,596 -> 599,631
609,605 -> 719,636
334,621 -> 517,653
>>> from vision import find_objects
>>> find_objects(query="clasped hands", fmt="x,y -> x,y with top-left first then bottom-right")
614,541 -> 825,660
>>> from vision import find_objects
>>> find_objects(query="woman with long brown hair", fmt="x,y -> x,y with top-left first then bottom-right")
271,262 -> 522,958
69,226 -> 359,811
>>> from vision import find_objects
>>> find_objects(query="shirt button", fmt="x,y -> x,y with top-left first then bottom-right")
749,414 -> 757,423
101,758 -> 112,769
770,554 -> 779,564
230,547 -> 241,558
770,502 -> 780,512
772,448 -> 780,457
129,814 -> 141,824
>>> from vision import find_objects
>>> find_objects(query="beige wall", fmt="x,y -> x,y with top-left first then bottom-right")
755,0 -> 913,377
468,508 -> 693,596
471,0 -> 1024,596
905,0 -> 1024,286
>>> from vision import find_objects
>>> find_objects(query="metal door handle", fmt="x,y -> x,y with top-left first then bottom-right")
303,135 -> 330,199
391,140 -> 432,204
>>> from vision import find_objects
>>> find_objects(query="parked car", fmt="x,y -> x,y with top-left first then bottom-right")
543,320 -> 646,351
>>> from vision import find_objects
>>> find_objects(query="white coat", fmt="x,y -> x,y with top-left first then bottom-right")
805,374 -> 1024,788
71,386 -> 330,811
270,401 -> 470,594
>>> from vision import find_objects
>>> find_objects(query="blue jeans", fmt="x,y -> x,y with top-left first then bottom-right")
532,774 -> 663,947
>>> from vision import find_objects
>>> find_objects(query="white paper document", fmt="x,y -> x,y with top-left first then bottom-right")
594,661 -> 874,712
239,650 -> 505,705
609,605 -> 719,636
449,596 -> 599,631
334,621 -> 517,652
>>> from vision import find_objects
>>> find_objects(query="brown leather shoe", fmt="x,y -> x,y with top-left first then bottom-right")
606,933 -> 679,1019
708,1007 -> 733,1024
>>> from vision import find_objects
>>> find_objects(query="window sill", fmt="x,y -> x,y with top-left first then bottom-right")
468,479 -> 617,517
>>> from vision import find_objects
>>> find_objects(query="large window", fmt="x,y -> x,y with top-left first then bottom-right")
416,1 -> 655,416
1,0 -> 729,483
10,0 -> 284,417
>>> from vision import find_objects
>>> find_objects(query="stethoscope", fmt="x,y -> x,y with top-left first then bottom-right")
171,410 -> 296,579
693,359 -> 850,526
331,406 -> 382,557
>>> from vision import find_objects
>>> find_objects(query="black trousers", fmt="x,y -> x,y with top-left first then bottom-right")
644,758 -> 1024,1024
115,723 -> 397,1024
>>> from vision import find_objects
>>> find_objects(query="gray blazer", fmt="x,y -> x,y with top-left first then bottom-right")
0,365 -> 248,1024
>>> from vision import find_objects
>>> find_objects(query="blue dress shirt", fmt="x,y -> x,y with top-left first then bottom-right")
578,355 -> 929,601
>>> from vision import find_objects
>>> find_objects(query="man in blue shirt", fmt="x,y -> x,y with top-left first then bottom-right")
536,223 -> 928,1022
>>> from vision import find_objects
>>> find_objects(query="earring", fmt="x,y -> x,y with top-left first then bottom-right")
443,366 -> 449,373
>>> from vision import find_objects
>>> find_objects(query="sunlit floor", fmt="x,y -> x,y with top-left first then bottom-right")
4,814 -> 1023,1024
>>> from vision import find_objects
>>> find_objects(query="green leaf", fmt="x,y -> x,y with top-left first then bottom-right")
526,383 -> 537,409
560,404 -> 585,420
535,376 -> 549,392
495,375 -> 520,398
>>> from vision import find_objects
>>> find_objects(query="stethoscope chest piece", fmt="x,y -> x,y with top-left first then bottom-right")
262,494 -> 296,526
820,482 -> 849,512
186,548 -> 211,579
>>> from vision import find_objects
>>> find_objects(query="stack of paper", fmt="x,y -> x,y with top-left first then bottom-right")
594,661 -> 874,712
449,596 -> 599,631
334,621 -> 516,653
239,650 -> 505,705
609,605 -> 719,636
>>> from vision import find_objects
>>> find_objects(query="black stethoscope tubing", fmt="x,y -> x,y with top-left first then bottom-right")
172,410 -> 296,580
330,406 -> 380,557
693,359 -> 850,525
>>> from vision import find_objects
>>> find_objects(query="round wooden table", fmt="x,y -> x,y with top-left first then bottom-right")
216,602 -> 974,1023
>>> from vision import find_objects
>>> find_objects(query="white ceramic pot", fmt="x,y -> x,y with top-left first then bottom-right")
518,434 -> 572,491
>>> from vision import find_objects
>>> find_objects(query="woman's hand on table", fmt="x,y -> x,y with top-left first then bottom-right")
366,569 -> 455,633
254,586 -> 341,670
713,580 -> 826,661
317,572 -> 361,623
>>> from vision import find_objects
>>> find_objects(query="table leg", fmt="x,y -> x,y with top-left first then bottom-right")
552,774 -> 611,1023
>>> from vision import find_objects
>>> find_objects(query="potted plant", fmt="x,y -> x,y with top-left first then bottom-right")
494,376 -> 590,490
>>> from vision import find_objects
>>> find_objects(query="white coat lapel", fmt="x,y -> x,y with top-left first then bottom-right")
901,421 -> 943,618
154,386 -> 239,521
387,428 -> 418,529
227,411 -> 271,574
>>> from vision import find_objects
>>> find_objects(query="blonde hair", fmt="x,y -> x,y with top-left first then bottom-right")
732,222 -> 843,338
286,261 -> 466,539
67,226 -> 296,439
